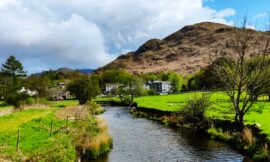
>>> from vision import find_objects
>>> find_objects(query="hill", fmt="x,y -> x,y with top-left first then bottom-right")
97,22 -> 267,75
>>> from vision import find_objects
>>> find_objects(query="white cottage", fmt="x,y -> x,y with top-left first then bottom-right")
146,80 -> 172,94
105,83 -> 120,93
18,87 -> 38,96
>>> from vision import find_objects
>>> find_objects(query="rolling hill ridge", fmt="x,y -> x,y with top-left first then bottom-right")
97,22 -> 268,75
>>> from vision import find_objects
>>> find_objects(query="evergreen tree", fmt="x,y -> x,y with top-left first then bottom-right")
1,55 -> 26,90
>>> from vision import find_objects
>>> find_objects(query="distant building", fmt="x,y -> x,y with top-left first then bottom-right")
49,88 -> 71,101
48,82 -> 71,100
145,80 -> 172,94
18,87 -> 38,96
55,82 -> 67,89
105,83 -> 120,94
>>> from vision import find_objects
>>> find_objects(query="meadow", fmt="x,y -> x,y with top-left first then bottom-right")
134,92 -> 270,138
0,100 -> 111,161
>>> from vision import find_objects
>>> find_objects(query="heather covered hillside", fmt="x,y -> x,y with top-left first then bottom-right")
98,22 -> 269,75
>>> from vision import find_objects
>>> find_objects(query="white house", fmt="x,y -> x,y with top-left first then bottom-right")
105,83 -> 120,93
145,80 -> 172,94
18,87 -> 38,96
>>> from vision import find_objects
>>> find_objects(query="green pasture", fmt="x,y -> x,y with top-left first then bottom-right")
0,100 -> 79,160
134,92 -> 270,137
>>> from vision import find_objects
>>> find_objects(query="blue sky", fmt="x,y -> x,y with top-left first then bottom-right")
204,0 -> 269,30
0,0 -> 269,74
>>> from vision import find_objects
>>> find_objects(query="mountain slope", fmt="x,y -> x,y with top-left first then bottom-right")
97,22 -> 267,75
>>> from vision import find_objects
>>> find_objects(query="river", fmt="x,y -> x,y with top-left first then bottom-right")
93,106 -> 250,162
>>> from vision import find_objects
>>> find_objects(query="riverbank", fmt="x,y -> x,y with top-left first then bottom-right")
131,106 -> 269,161
95,92 -> 270,161
0,100 -> 112,161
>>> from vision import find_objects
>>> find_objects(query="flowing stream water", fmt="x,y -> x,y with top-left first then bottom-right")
92,106 -> 250,162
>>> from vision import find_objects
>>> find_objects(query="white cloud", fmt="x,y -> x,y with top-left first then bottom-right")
0,0 -> 235,73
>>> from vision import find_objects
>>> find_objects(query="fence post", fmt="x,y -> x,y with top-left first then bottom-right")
50,120 -> 53,137
66,116 -> 69,128
16,129 -> 20,152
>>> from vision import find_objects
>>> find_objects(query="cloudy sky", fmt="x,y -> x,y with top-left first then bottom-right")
0,0 -> 269,74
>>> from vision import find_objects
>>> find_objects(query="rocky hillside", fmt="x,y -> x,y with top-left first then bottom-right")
97,22 -> 268,75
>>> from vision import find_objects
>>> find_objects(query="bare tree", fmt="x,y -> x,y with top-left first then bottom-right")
212,18 -> 270,128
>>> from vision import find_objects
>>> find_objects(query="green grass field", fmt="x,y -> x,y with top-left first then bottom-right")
0,99 -> 112,161
134,92 -> 270,137
0,100 -> 79,160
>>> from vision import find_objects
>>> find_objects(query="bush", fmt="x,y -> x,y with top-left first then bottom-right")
67,76 -> 100,105
86,102 -> 105,115
6,92 -> 29,109
25,97 -> 36,105
178,94 -> 211,126
253,144 -> 269,161
147,89 -> 157,96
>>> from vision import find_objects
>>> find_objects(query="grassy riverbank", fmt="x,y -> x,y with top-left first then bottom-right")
0,100 -> 112,161
134,92 -> 270,138
130,92 -> 270,160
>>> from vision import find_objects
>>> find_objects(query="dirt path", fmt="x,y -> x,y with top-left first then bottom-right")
0,109 -> 13,117
0,104 -> 50,117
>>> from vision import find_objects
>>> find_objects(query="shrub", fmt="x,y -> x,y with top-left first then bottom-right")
85,102 -> 105,115
178,94 -> 211,126
253,144 -> 270,161
25,97 -> 36,105
6,92 -> 29,109
67,76 -> 100,105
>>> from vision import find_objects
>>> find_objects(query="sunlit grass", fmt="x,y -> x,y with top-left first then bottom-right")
86,117 -> 112,158
0,100 -> 111,160
134,91 -> 270,138
0,109 -> 51,132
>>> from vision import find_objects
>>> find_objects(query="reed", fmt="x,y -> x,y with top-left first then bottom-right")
243,128 -> 256,146
96,117 -> 108,133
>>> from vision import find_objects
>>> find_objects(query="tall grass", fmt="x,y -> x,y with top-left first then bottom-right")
243,128 -> 256,147
82,117 -> 112,158
68,105 -> 112,159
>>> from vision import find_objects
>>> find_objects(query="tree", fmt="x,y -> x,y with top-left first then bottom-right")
188,58 -> 230,91
126,76 -> 146,103
67,76 -> 100,105
187,71 -> 204,90
0,74 -> 13,100
111,76 -> 147,104
1,55 -> 26,90
265,83 -> 270,101
169,73 -> 183,93
23,76 -> 51,103
0,56 -> 28,108
6,92 -> 29,109
212,19 -> 270,128
99,69 -> 133,93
